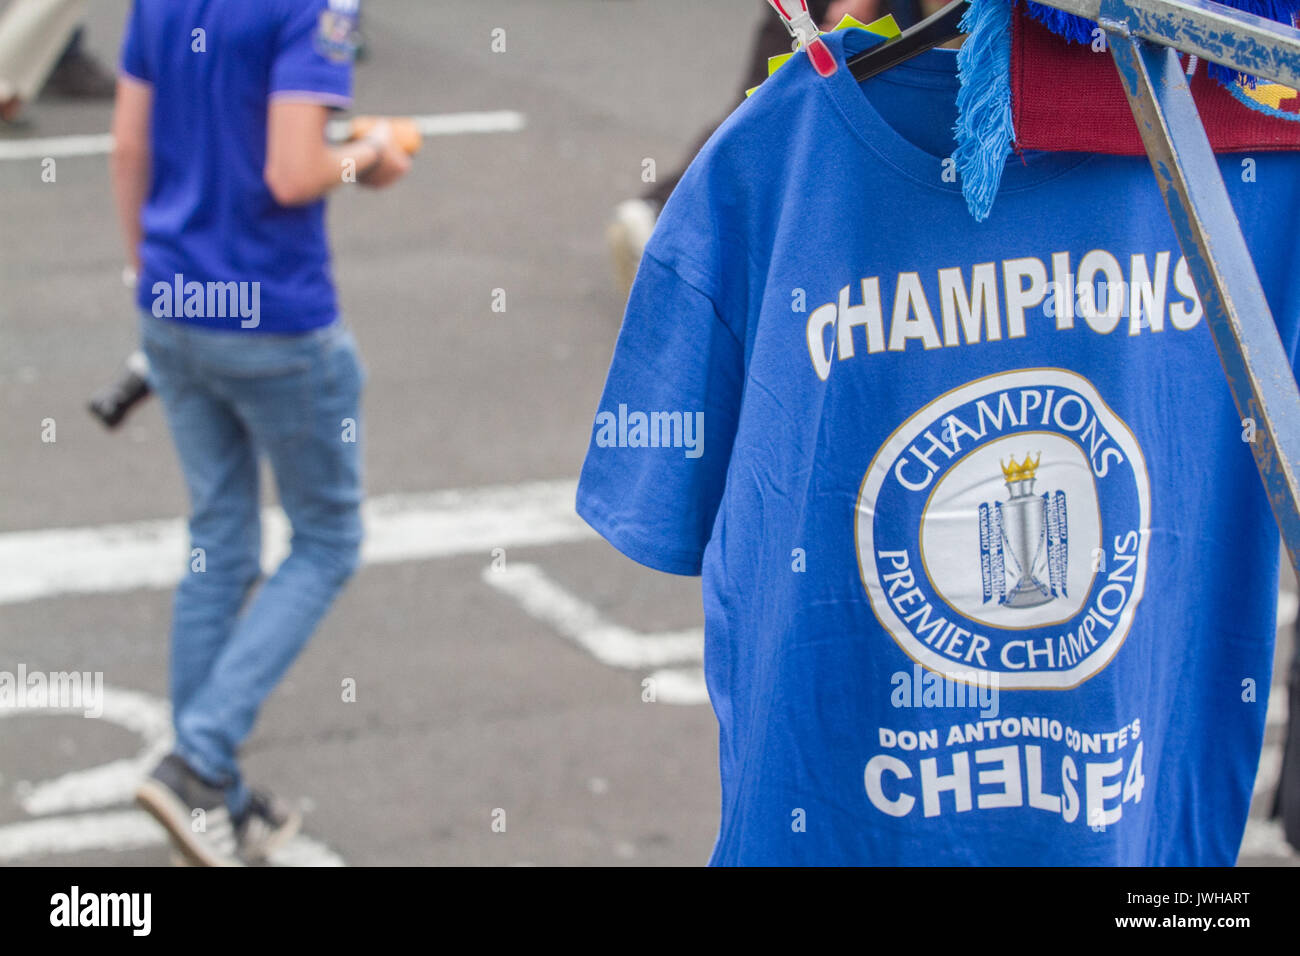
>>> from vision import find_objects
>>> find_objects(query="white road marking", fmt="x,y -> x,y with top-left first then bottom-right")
646,667 -> 710,706
0,810 -> 161,858
482,562 -> 703,670
0,685 -> 170,816
410,110 -> 527,136
483,562 -> 709,704
263,831 -> 347,867
0,684 -> 344,865
0,809 -> 344,866
0,110 -> 526,162
0,479 -> 594,606
326,109 -> 526,142
0,132 -> 112,160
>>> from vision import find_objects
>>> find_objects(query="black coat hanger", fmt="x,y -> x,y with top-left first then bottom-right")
846,0 -> 969,81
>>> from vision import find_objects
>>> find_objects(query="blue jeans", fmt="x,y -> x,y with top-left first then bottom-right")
140,313 -> 365,815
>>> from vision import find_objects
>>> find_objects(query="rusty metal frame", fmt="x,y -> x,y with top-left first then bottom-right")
1037,0 -> 1300,571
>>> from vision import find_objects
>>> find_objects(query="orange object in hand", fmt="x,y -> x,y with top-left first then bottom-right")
349,116 -> 423,156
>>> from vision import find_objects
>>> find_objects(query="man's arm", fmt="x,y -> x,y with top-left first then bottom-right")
110,74 -> 152,275
264,99 -> 409,207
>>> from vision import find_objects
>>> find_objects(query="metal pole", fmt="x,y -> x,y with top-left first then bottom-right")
1105,24 -> 1300,572
1036,0 -> 1300,87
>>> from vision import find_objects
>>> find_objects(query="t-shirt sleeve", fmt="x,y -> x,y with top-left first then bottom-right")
119,0 -> 151,83
268,0 -> 357,107
575,251 -> 746,576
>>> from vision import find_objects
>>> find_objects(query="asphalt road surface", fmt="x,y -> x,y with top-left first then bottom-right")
0,0 -> 1294,866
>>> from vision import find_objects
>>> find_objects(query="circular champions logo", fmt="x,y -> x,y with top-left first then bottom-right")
856,369 -> 1150,690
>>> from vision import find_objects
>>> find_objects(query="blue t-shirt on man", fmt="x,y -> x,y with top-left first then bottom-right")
120,0 -> 358,333
577,27 -> 1300,865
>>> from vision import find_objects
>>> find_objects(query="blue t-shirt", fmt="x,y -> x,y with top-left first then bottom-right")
120,0 -> 359,333
576,28 -> 1300,865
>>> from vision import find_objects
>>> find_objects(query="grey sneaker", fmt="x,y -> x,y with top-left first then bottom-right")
135,754 -> 242,867
235,790 -> 302,863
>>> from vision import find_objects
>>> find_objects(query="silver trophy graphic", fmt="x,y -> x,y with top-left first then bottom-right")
978,453 -> 1069,608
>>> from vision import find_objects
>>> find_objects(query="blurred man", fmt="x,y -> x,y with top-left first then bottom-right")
0,0 -> 116,124
607,0 -> 901,298
112,0 -> 410,866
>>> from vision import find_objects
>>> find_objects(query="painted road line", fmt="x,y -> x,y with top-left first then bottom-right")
482,562 -> 708,704
0,683 -> 345,864
482,563 -> 703,670
410,110 -> 527,136
0,809 -> 345,866
645,667 -> 710,706
0,685 -> 170,816
0,810 -> 161,859
0,479 -> 594,606
0,132 -> 111,160
326,109 -> 526,142
0,110 -> 526,162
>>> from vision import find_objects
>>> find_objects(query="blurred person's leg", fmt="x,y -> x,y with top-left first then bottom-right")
45,25 -> 116,99
139,315 -> 263,724
170,321 -> 365,819
136,312 -> 264,866
0,0 -> 87,121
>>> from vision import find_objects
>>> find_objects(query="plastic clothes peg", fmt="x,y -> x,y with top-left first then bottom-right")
766,0 -> 837,76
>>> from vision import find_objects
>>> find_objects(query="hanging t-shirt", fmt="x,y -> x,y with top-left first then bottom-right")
576,27 -> 1300,865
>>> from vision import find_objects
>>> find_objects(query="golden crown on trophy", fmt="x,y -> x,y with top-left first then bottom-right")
1000,453 -> 1041,484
